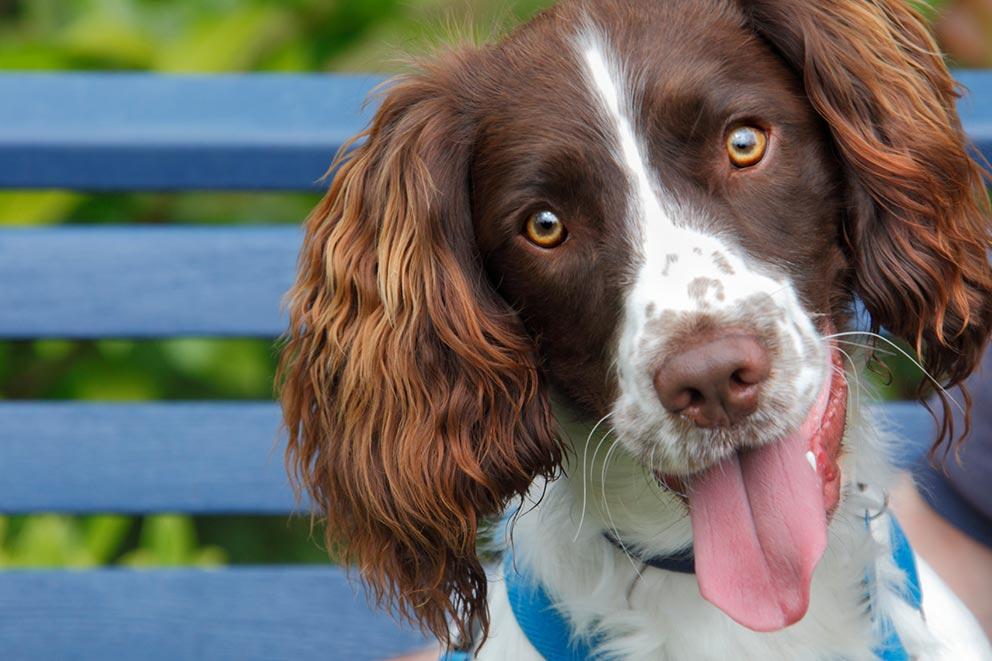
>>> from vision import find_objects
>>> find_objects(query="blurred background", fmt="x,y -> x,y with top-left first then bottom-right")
0,0 -> 984,569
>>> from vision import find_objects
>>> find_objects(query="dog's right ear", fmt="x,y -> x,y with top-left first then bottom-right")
741,0 -> 992,450
278,52 -> 563,646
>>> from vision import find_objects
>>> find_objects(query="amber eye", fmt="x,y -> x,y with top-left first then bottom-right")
726,126 -> 768,168
524,210 -> 567,248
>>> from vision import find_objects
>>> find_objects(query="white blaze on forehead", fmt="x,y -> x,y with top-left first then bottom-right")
575,29 -> 776,313
574,26 -> 826,439
578,34 -> 669,238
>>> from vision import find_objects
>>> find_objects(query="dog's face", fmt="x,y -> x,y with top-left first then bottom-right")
281,0 -> 992,645
472,0 -> 844,475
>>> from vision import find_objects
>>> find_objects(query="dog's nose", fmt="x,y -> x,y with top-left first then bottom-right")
653,334 -> 770,428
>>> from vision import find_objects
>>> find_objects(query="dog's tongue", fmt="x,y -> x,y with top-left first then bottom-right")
688,378 -> 830,632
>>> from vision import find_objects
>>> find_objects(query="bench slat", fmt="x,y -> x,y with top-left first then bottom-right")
0,566 -> 429,660
0,402 -> 293,514
0,400 -> 936,514
0,226 -> 297,338
0,73 -> 384,191
1,72 -> 990,191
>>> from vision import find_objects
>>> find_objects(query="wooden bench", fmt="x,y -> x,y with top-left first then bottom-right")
0,70 -> 989,660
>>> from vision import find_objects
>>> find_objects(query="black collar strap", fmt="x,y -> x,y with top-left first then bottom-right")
602,532 -> 696,574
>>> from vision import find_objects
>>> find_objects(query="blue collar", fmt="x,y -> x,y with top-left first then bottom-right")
444,514 -> 921,660
874,515 -> 922,661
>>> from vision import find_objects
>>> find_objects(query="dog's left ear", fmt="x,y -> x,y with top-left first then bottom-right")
279,51 -> 563,646
742,0 -> 992,447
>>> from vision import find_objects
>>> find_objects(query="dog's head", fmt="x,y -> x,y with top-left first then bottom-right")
280,0 -> 991,644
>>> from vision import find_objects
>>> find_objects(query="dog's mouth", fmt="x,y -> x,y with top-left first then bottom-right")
655,348 -> 847,633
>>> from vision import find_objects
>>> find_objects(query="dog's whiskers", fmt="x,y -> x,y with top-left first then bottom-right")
598,435 -> 643,578
832,346 -> 865,419
573,423 -> 618,547
831,338 -> 898,360
823,330 -> 965,415
574,412 -> 615,543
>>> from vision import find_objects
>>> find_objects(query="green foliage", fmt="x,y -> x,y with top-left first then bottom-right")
0,515 -> 131,567
0,513 -> 333,568
0,0 -> 555,73
0,514 -> 226,568
0,339 -> 277,401
120,515 -> 226,567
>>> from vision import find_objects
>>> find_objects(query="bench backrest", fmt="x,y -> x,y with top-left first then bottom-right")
0,73 -> 429,661
1,70 -> 989,660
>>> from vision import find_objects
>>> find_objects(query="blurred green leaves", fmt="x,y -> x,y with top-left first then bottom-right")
120,515 -> 225,567
0,514 -> 327,568
0,515 -> 225,568
0,515 -> 130,567
155,6 -> 296,72
0,339 -> 276,401
0,0 -> 556,73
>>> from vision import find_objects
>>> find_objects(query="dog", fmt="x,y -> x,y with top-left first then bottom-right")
279,0 -> 992,658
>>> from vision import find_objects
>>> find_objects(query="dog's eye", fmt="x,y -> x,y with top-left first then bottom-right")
726,126 -> 768,168
524,210 -> 567,248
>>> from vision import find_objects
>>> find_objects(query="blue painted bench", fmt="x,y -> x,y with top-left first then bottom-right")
0,71 -> 989,660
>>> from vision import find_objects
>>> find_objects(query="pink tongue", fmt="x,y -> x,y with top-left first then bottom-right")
688,382 -> 830,632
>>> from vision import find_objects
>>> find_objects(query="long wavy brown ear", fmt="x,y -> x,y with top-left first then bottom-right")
742,0 -> 992,450
278,53 -> 562,645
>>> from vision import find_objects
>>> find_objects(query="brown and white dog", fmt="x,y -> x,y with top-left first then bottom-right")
280,0 -> 992,658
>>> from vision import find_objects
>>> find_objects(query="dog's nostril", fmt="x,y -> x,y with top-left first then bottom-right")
653,334 -> 771,428
731,366 -> 763,388
666,387 -> 697,412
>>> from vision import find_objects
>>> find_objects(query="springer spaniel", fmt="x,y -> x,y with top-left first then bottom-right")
280,0 -> 992,658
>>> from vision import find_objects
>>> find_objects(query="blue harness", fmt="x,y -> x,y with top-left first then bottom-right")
442,515 -> 922,660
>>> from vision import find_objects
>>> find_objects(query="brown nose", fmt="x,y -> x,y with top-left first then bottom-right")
653,334 -> 771,428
